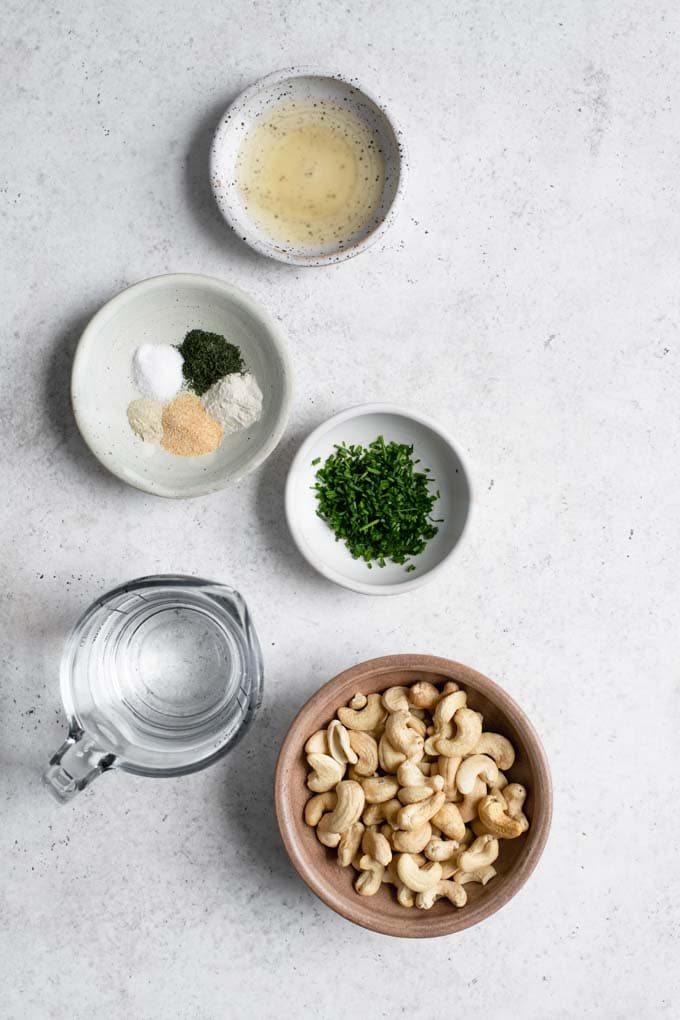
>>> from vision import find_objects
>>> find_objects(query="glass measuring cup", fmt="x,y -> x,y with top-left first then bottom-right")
43,575 -> 263,802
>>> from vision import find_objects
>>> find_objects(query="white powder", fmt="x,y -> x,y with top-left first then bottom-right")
127,398 -> 164,443
202,372 -> 263,434
133,343 -> 184,401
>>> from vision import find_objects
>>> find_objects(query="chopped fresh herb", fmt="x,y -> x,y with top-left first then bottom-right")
311,457 -> 321,465
312,435 -> 441,571
178,329 -> 243,395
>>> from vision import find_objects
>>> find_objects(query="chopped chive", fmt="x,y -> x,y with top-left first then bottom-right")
311,436 -> 441,572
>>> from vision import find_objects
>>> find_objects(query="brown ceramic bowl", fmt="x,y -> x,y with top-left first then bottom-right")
274,654 -> 552,937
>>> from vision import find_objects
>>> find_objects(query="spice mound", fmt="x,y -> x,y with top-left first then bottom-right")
178,329 -> 244,395
127,398 -> 164,443
161,394 -> 223,457
203,372 -> 263,434
312,436 -> 441,572
133,344 -> 183,401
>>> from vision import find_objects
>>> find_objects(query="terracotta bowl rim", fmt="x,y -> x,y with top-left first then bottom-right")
274,654 -> 553,938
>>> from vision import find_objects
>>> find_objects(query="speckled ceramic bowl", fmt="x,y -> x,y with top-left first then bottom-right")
71,273 -> 292,498
210,67 -> 406,266
275,655 -> 553,938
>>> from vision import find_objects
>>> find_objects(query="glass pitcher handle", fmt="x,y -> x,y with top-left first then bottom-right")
43,730 -> 116,803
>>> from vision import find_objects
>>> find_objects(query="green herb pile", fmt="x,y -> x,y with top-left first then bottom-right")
312,436 -> 441,571
178,329 -> 243,395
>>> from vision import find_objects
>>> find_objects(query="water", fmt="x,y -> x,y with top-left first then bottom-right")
59,576 -> 263,776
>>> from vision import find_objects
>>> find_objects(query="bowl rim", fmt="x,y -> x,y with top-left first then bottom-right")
70,272 -> 293,498
209,65 -> 407,267
284,403 -> 472,595
274,654 -> 553,938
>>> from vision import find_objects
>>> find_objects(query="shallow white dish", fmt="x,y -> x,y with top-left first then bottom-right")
72,273 -> 292,498
285,405 -> 471,595
210,67 -> 406,266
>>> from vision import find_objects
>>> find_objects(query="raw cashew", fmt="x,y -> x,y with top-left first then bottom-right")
454,865 -> 496,886
397,853 -> 443,892
504,783 -> 529,823
382,686 -> 411,713
457,834 -> 499,872
492,770 -> 509,792
396,762 -> 444,798
398,784 -> 437,805
474,732 -> 516,771
304,729 -> 329,755
455,754 -> 499,795
392,823 -> 433,854
354,854 -> 384,896
435,708 -> 483,757
397,760 -> 428,788
471,818 -> 492,838
362,798 -> 401,827
385,711 -> 425,758
431,802 -> 466,841
362,828 -> 392,867
433,690 -> 467,730
397,791 -> 446,831
362,775 -> 400,804
424,837 -> 460,862
459,777 -> 487,823
416,880 -> 467,910
439,859 -> 458,881
316,813 -> 342,848
383,799 -> 402,827
436,756 -> 462,800
397,885 -> 415,908
478,793 -> 526,839
327,719 -> 358,766
304,791 -> 337,827
337,822 -> 365,867
424,731 -> 450,756
348,692 -> 367,710
441,681 -> 460,694
306,753 -> 345,793
324,781 -> 365,833
408,681 -> 440,710
338,693 -> 386,732
378,734 -> 406,773
347,731 -> 379,777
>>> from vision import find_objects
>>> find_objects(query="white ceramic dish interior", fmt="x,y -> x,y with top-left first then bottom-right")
285,405 -> 471,595
210,67 -> 406,266
72,274 -> 292,498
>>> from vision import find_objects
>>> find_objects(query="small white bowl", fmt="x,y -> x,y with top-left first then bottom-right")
72,273 -> 292,498
210,67 -> 406,266
285,405 -> 471,595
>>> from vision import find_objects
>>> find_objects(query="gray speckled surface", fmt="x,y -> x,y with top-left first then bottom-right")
2,1 -> 679,1017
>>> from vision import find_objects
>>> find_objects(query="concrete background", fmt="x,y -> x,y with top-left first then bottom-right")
2,1 -> 679,1017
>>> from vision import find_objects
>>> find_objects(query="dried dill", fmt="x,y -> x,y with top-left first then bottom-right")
178,329 -> 243,395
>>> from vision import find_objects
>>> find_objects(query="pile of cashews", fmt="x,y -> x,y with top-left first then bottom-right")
303,679 -> 530,910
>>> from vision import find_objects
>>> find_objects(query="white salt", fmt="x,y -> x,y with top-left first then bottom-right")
132,343 -> 184,401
